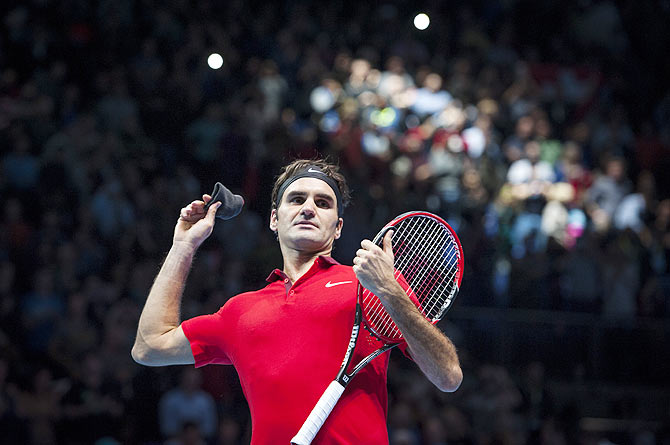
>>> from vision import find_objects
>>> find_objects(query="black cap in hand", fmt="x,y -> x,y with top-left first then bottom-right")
204,182 -> 244,220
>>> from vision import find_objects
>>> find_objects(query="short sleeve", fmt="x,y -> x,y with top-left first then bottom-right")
181,311 -> 233,367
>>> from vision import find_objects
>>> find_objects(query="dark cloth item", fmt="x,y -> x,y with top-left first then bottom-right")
204,182 -> 244,220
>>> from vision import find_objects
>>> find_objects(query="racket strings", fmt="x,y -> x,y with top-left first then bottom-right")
404,227 -> 460,319
393,217 -> 459,318
362,215 -> 461,341
399,221 -> 452,300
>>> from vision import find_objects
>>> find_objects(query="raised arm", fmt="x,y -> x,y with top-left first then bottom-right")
131,195 -> 222,366
353,231 -> 463,392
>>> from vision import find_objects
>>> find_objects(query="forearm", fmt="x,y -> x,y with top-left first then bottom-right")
133,242 -> 195,353
378,282 -> 462,392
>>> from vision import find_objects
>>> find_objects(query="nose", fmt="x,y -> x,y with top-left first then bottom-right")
300,199 -> 316,217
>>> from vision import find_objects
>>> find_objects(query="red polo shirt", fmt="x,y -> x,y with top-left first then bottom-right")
181,256 -> 394,444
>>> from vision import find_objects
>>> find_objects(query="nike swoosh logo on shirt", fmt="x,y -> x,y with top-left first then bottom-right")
325,280 -> 353,288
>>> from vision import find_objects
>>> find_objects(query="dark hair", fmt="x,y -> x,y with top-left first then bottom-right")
271,159 -> 351,212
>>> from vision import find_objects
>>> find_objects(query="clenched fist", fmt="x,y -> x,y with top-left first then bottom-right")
353,230 -> 398,299
173,194 -> 221,249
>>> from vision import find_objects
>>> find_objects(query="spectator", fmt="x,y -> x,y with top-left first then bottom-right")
2,127 -> 40,190
441,405 -> 473,445
185,103 -> 227,167
60,353 -> 124,444
0,355 -> 26,442
14,367 -> 68,445
554,141 -> 592,207
600,232 -> 641,321
48,291 -> 99,375
214,416 -> 244,445
90,179 -> 136,241
20,268 -> 65,353
558,235 -> 601,312
585,156 -> 632,232
519,362 -> 555,435
166,421 -> 208,445
463,364 -> 524,444
613,170 -> 656,234
504,140 -> 557,257
159,368 -> 218,440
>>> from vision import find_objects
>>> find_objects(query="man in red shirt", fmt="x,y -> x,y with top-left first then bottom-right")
132,159 -> 462,444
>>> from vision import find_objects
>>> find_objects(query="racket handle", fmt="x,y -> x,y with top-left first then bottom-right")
290,380 -> 345,445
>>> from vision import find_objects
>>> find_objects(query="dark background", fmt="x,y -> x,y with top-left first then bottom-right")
1,0 -> 669,444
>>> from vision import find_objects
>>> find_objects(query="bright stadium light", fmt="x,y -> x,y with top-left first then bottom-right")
413,13 -> 430,30
207,53 -> 224,69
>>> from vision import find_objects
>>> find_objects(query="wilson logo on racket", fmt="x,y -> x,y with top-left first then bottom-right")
340,324 -> 359,369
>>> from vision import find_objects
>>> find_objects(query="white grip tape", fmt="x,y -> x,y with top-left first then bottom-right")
290,381 -> 345,445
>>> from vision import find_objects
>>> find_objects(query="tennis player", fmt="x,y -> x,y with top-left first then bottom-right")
132,159 -> 462,444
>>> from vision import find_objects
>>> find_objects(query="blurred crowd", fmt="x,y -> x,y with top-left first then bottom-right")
1,0 -> 669,444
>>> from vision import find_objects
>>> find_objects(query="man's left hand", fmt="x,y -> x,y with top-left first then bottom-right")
353,230 -> 397,298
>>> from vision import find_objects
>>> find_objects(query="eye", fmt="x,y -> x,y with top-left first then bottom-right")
290,196 -> 305,204
316,200 -> 331,208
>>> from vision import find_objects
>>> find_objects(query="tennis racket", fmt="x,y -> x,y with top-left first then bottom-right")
290,211 -> 464,445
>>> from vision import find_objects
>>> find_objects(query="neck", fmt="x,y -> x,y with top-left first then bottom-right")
280,245 -> 332,282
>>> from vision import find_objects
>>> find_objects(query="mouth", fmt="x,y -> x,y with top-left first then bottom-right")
295,220 -> 318,228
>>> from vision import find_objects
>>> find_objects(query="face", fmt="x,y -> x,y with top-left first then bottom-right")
270,177 -> 343,253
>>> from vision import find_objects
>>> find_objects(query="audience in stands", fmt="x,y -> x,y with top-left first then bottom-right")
1,1 -> 669,443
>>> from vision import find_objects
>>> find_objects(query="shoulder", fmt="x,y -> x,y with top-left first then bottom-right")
215,286 -> 276,314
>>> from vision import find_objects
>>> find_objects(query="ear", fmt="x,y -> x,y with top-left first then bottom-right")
334,217 -> 343,240
269,209 -> 278,232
